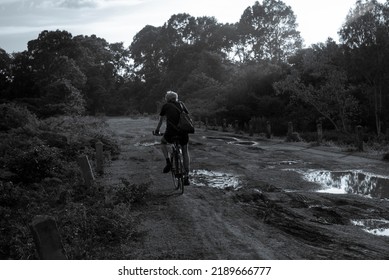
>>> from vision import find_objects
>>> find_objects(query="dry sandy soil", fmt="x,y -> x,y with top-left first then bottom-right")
99,117 -> 389,259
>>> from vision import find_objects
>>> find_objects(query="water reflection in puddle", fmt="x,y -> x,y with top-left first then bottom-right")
290,169 -> 389,199
192,169 -> 241,190
351,219 -> 389,237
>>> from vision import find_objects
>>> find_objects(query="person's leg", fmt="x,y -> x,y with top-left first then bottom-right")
161,136 -> 171,173
181,144 -> 190,174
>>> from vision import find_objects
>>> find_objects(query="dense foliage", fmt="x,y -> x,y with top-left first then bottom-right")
0,102 -> 152,259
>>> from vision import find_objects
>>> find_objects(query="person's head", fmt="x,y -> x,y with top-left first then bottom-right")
165,91 -> 178,102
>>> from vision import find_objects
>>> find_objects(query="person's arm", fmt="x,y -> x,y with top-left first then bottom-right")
155,115 -> 165,133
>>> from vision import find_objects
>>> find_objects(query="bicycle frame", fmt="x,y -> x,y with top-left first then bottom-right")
153,131 -> 184,194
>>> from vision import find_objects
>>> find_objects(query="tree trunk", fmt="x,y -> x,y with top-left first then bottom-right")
374,85 -> 382,136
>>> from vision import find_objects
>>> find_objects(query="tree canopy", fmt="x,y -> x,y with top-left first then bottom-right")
1,0 -> 389,136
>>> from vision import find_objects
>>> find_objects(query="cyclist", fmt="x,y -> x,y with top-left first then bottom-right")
154,91 -> 191,185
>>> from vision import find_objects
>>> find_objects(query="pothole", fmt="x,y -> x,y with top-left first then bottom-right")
351,219 -> 389,237
204,136 -> 258,146
134,141 -> 160,147
291,169 -> 389,199
228,141 -> 258,146
191,169 -> 241,190
269,160 -> 301,166
205,136 -> 239,142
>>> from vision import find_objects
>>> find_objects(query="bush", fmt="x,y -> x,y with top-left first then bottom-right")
0,103 -> 39,132
112,178 -> 150,205
6,145 -> 63,183
0,111 -> 128,259
58,201 -> 136,259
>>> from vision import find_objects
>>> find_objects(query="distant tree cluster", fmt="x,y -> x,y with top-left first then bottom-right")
1,0 -> 389,136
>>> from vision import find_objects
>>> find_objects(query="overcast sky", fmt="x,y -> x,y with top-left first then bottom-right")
0,0 -> 381,54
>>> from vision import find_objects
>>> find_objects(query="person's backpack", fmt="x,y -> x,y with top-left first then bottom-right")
170,102 -> 195,134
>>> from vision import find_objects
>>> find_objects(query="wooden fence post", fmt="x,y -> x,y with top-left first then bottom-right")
77,155 -> 95,187
266,121 -> 272,139
249,119 -> 254,136
30,215 -> 67,260
356,125 -> 364,151
317,122 -> 323,145
286,121 -> 293,141
234,120 -> 239,134
96,141 -> 104,175
222,118 -> 227,132
288,122 -> 293,135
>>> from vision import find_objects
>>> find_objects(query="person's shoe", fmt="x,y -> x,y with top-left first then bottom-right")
183,175 -> 190,186
163,159 -> 171,173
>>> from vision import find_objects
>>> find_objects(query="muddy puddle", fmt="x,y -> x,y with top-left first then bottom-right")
228,140 -> 258,146
267,160 -> 301,169
205,136 -> 239,142
191,169 -> 241,190
351,219 -> 389,237
204,136 -> 258,146
135,141 -> 160,147
290,169 -> 389,199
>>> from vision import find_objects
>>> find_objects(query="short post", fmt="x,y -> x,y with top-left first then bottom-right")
249,119 -> 254,136
205,117 -> 209,131
317,122 -> 323,145
222,119 -> 227,132
77,155 -> 95,187
96,141 -> 104,175
286,122 -> 293,141
234,120 -> 239,134
266,121 -> 272,139
30,215 -> 67,260
244,122 -> 248,133
197,117 -> 202,128
356,125 -> 364,151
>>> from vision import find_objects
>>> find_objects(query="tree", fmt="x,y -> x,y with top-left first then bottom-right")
339,0 -> 389,135
274,40 -> 359,132
0,48 -> 12,97
236,0 -> 302,63
130,25 -> 164,85
72,34 -> 125,114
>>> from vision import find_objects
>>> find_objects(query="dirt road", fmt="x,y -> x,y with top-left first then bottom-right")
101,117 -> 389,259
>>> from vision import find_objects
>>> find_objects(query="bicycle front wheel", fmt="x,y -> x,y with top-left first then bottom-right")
171,149 -> 184,194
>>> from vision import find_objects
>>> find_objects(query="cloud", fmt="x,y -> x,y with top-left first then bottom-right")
58,0 -> 98,9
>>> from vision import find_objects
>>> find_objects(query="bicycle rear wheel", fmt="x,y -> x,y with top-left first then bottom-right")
170,148 -> 184,194
169,153 -> 179,190
176,153 -> 184,194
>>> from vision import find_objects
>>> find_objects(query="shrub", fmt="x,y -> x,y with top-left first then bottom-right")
112,178 -> 150,205
58,202 -> 136,259
6,145 -> 63,183
0,103 -> 39,132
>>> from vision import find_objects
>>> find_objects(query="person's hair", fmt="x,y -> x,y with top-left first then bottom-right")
165,91 -> 178,102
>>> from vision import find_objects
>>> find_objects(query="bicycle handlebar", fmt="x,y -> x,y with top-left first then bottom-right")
152,130 -> 164,136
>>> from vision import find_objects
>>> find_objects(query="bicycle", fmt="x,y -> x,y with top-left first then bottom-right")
153,131 -> 185,194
